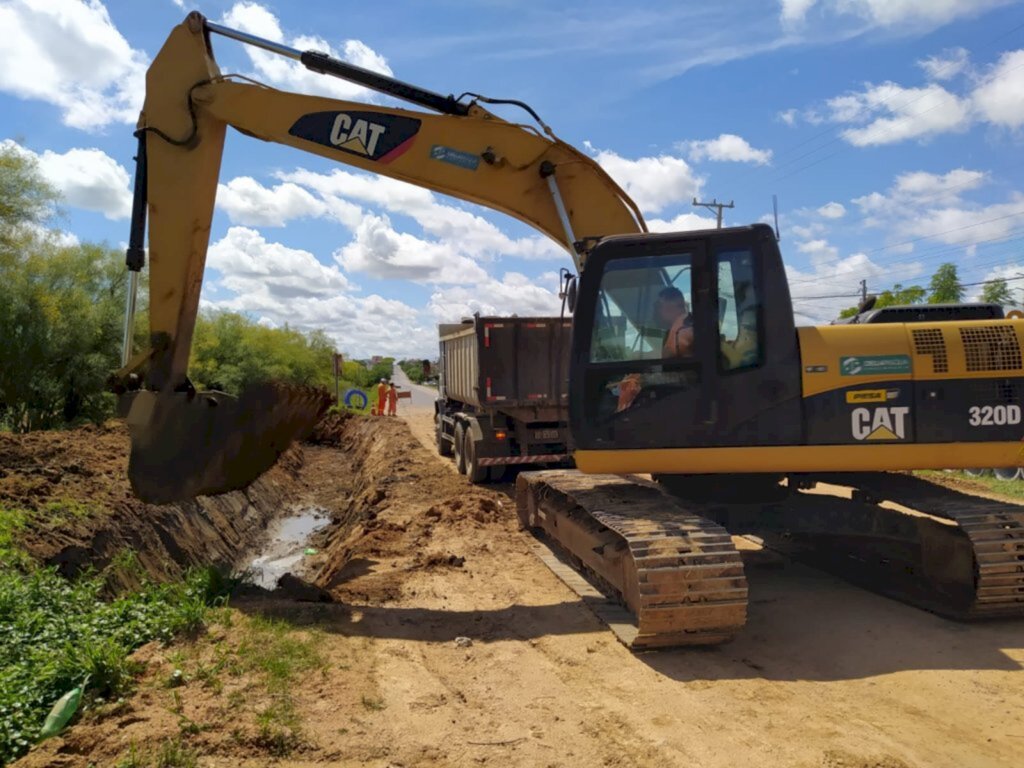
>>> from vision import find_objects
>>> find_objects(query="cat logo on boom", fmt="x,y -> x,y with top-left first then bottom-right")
851,406 -> 910,441
288,110 -> 422,163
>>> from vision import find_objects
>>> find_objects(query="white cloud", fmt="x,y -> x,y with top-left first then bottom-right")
208,226 -> 355,300
334,214 -> 490,284
827,82 -> 972,146
918,47 -> 970,81
791,223 -> 826,239
0,0 -> 146,130
221,2 -> 392,102
852,168 -> 1023,254
796,238 -> 839,264
686,134 -> 773,165
780,0 -> 1011,29
786,250 -> 924,324
647,211 -> 719,232
973,49 -> 1024,129
891,168 -> 987,203
3,139 -> 131,219
427,272 -> 562,322
897,196 -> 1024,247
780,0 -> 819,25
778,108 -> 799,126
817,202 -> 846,219
278,168 -> 563,260
585,143 -> 703,215
217,177 -> 328,227
796,47 -> 1024,144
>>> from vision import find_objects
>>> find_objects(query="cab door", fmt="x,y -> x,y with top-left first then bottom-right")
569,225 -> 802,452
570,236 -> 717,450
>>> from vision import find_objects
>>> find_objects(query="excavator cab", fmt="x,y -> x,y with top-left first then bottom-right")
569,223 -> 803,458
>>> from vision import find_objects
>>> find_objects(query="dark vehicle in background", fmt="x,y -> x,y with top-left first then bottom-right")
435,316 -> 572,482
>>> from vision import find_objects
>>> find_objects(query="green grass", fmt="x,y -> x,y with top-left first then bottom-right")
0,561 -> 229,766
232,615 -> 326,755
915,469 -> 1024,501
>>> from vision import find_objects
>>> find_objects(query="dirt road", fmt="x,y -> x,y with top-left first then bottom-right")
15,414 -> 1024,768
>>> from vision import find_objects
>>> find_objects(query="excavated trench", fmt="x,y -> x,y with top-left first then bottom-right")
0,413 -> 390,592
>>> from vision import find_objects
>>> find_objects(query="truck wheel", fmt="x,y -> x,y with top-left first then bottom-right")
463,431 -> 488,484
436,417 -> 453,457
453,423 -> 467,474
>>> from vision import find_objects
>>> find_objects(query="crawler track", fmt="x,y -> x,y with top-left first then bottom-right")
813,473 -> 1024,619
516,470 -> 747,648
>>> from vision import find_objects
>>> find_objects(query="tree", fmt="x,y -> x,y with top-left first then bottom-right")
837,283 -> 926,319
981,277 -> 1015,306
928,262 -> 964,304
0,141 -> 57,238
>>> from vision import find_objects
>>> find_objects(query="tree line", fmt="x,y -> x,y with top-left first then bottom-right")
0,143 -> 388,432
837,263 -> 1016,319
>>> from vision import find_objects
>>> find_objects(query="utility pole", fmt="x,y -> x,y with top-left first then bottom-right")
692,197 -> 734,229
860,279 -> 868,305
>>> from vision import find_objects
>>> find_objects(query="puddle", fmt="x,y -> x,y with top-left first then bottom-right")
243,506 -> 332,589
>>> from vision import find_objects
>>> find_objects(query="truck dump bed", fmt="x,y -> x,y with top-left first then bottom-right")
439,317 -> 571,418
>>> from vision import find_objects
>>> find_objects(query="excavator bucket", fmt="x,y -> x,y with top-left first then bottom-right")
123,383 -> 331,504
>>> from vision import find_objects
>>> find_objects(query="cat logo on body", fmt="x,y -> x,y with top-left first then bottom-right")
852,406 -> 909,441
288,110 -> 422,163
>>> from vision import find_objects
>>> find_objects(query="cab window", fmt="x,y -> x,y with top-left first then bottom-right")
590,253 -> 693,363
717,248 -> 761,371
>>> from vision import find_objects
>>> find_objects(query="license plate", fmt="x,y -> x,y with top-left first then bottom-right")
534,429 -> 559,440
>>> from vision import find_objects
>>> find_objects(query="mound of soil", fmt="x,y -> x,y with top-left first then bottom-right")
0,421 -> 302,584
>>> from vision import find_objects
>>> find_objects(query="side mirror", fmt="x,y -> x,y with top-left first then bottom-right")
566,277 -> 578,314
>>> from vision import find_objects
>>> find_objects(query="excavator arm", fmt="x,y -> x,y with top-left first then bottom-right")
116,12 -> 645,503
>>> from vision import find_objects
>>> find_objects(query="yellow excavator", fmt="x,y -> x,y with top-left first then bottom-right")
113,12 -> 1024,648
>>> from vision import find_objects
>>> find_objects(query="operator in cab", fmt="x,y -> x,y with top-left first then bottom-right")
617,286 -> 694,412
656,286 -> 694,358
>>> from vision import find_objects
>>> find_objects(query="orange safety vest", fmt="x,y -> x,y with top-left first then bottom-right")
377,383 -> 387,413
663,314 -> 694,358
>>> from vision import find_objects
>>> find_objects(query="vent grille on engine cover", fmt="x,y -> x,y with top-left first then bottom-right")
912,328 -> 948,373
959,325 -> 1022,372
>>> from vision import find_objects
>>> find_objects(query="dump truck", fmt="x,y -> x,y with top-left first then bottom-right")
434,316 -> 572,482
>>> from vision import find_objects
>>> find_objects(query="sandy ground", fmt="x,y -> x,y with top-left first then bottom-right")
14,411 -> 1024,768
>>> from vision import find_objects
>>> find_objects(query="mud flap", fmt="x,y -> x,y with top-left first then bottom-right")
124,383 -> 331,504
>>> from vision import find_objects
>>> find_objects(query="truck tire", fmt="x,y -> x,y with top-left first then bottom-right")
436,417 -> 453,457
453,422 -> 467,474
463,430 -> 488,484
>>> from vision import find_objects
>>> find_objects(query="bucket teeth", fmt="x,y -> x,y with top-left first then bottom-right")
125,383 -> 332,504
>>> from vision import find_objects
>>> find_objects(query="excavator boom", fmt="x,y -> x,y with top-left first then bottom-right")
117,12 -> 643,504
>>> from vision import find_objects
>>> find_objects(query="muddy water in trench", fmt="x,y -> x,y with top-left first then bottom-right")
241,506 -> 333,588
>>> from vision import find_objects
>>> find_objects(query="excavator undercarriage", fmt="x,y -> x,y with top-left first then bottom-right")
517,470 -> 1024,649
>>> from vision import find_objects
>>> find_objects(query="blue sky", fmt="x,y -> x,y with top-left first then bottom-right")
1,0 -> 1023,357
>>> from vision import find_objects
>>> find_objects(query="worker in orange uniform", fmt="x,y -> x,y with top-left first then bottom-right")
387,382 -> 399,416
376,378 -> 387,416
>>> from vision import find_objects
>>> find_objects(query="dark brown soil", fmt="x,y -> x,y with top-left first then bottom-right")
0,421 -> 301,584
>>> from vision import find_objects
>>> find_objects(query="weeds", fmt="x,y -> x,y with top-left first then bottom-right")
0,565 -> 228,766
116,738 -> 198,768
361,695 -> 386,711
232,615 -> 326,755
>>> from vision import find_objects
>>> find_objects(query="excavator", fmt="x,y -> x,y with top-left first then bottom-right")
112,12 -> 1024,648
